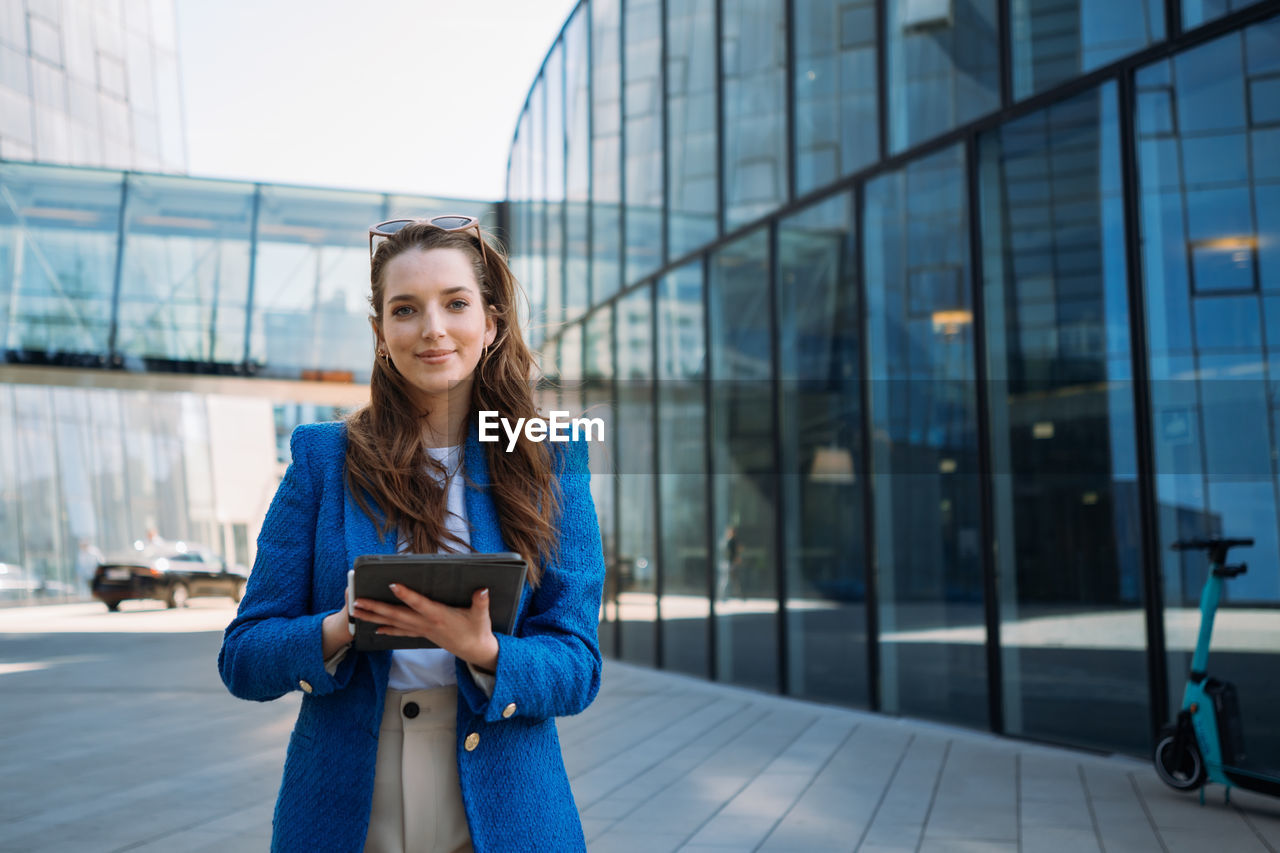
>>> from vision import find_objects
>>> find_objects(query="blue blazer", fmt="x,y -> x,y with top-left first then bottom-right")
218,421 -> 605,852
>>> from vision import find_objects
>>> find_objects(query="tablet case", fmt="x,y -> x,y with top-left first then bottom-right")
350,552 -> 527,651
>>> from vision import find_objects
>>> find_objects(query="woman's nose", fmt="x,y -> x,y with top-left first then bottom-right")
421,308 -> 446,339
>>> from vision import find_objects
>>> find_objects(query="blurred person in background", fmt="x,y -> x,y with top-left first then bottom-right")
75,539 -> 104,596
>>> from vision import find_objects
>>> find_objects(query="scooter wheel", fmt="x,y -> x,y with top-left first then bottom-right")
1154,729 -> 1206,791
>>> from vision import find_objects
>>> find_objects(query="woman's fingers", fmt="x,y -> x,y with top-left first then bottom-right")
355,587 -> 495,659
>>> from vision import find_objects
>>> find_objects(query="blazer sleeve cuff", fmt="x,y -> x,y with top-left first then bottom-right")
294,612 -> 356,695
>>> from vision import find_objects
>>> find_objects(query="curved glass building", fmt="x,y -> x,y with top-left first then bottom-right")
506,0 -> 1280,756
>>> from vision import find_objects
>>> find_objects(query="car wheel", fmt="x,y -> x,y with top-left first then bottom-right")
106,601 -> 120,612
167,582 -> 190,609
232,579 -> 246,603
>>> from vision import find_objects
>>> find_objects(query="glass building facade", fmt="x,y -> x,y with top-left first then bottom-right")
0,0 -> 186,171
508,0 -> 1280,757
1,161 -> 497,379
0,159 -> 496,601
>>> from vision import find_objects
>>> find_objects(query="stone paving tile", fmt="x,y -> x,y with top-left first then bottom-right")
1162,824 -> 1274,853
918,839 -> 1019,853
588,831 -> 688,853
1018,826 -> 1101,853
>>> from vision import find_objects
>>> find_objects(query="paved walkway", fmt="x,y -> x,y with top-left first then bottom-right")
1,602 -> 1278,852
566,664 -> 1280,853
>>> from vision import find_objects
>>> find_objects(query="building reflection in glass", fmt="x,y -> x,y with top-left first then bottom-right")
981,82 -> 1148,753
866,145 -> 987,728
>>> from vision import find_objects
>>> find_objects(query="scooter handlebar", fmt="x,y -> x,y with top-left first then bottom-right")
1212,563 -> 1248,578
1171,537 -> 1255,551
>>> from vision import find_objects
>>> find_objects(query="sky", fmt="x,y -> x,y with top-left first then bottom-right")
175,0 -> 579,202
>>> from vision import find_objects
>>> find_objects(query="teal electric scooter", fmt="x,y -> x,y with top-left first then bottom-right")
1154,537 -> 1280,802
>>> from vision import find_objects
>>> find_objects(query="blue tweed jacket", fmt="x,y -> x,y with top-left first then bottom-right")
218,420 -> 605,853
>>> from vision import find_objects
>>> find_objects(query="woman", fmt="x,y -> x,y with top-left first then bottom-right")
218,217 -> 605,853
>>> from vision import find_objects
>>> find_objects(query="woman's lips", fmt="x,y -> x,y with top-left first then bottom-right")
416,350 -> 453,364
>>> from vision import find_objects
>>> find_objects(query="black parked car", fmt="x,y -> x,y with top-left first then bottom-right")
92,545 -> 249,611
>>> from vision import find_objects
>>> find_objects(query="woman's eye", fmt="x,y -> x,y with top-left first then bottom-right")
449,299 -> 469,311
392,305 -> 413,317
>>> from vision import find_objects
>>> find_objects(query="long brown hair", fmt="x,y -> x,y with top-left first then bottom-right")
344,222 -> 560,585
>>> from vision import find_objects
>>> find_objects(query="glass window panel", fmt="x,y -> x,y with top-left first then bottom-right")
1,0 -> 25,51
28,14 -> 61,64
981,82 -> 1148,753
723,0 -> 787,229
886,0 -> 1000,154
530,79 -> 552,340
12,386 -> 66,588
1184,0 -> 1270,29
30,58 -> 66,113
616,286 -> 656,665
666,0 -> 718,259
1137,19 -> 1280,763
1250,75 -> 1280,124
509,115 -> 533,343
125,32 -> 156,116
794,0 -> 879,194
865,144 -> 986,727
0,42 -> 29,96
1244,14 -> 1280,75
1010,0 -> 1164,99
62,11 -> 94,82
583,306 -> 617,658
0,163 -> 123,357
153,49 -> 185,171
709,228 -> 779,691
249,186 -> 383,380
544,50 -> 566,332
565,9 -> 590,324
0,386 -> 19,566
625,0 -> 663,284
657,260 -> 709,678
778,193 -> 866,706
592,0 -> 623,303
0,82 -> 34,148
1260,184 -> 1280,290
116,174 -> 255,365
98,53 -> 127,100
1174,34 -> 1246,134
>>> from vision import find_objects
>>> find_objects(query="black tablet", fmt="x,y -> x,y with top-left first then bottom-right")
349,552 -> 527,651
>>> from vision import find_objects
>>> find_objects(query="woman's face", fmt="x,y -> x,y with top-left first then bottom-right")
376,247 -> 497,406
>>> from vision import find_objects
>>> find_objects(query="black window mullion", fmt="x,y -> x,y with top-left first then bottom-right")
784,0 -> 796,203
998,0 -> 1013,106
660,0 -> 671,267
965,131 -> 1004,735
702,252 -> 718,680
650,281 -> 664,668
875,0 -> 887,160
715,0 -> 726,237
1165,0 -> 1182,39
1119,66 -> 1170,744
854,180 -> 879,712
768,221 -> 788,696
240,183 -> 262,371
107,173 -> 129,365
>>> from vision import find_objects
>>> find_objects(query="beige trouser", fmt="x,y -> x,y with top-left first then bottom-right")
364,686 -> 473,853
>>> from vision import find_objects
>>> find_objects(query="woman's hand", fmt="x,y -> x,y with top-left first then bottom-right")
352,586 -> 500,672
321,609 -> 353,659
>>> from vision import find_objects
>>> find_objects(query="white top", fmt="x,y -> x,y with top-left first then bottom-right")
387,444 -> 469,691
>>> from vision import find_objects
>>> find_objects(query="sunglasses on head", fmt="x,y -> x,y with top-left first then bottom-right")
368,214 -> 488,265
